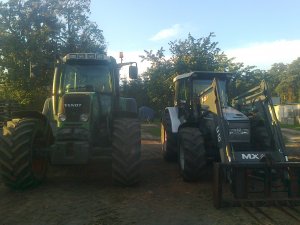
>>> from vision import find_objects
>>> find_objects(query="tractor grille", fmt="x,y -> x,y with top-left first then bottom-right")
61,94 -> 90,122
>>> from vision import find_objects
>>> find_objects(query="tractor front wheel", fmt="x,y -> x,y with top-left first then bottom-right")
178,127 -> 207,181
112,118 -> 141,186
161,112 -> 177,162
0,118 -> 49,190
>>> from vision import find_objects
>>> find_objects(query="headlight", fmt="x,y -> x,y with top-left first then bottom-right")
58,113 -> 66,122
80,113 -> 89,122
229,128 -> 249,135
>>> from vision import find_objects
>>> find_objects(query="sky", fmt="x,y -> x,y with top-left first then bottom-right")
90,0 -> 300,74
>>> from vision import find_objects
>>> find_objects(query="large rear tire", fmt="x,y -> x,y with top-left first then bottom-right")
0,118 -> 49,190
161,113 -> 177,162
112,118 -> 141,186
178,127 -> 207,181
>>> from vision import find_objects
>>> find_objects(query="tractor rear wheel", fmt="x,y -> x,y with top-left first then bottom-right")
0,118 -> 49,190
161,113 -> 177,162
112,118 -> 141,186
178,127 -> 207,181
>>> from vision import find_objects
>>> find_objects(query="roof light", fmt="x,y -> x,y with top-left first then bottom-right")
87,53 -> 96,59
96,54 -> 104,60
69,54 -> 77,59
63,53 -> 111,63
96,54 -> 111,61
77,54 -> 85,59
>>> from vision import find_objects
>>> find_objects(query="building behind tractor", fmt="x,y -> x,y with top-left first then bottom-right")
0,53 -> 141,189
161,71 -> 300,207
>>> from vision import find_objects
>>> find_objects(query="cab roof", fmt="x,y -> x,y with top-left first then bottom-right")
62,53 -> 116,65
173,71 -> 232,82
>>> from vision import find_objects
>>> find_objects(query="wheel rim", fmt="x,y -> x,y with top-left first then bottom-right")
161,124 -> 167,152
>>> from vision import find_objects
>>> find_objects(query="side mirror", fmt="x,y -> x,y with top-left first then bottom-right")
129,66 -> 138,79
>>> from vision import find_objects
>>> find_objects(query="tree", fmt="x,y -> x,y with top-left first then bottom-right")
275,58 -> 300,103
121,77 -> 150,108
230,67 -> 269,99
0,0 -> 106,109
54,0 -> 106,54
141,33 -> 262,112
140,47 -> 174,112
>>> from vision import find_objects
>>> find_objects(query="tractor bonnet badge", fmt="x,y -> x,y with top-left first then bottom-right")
64,103 -> 82,108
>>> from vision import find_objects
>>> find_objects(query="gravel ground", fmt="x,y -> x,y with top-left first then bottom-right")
0,125 -> 300,225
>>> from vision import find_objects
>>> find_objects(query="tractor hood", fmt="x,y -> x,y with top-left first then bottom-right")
58,92 -> 92,122
222,106 -> 249,121
222,106 -> 250,143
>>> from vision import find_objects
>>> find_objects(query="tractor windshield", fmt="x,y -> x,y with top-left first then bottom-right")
193,79 -> 228,107
60,64 -> 112,93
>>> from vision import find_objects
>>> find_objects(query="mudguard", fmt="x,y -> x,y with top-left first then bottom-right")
165,107 -> 181,133
11,110 -> 54,146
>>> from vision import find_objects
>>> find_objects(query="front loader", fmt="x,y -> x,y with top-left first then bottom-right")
0,53 -> 141,190
161,71 -> 300,207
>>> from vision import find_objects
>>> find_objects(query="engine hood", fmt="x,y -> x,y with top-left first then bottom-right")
58,93 -> 92,122
222,106 -> 249,121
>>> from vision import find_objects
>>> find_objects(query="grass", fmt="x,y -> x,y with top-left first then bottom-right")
280,123 -> 300,131
142,121 -> 161,138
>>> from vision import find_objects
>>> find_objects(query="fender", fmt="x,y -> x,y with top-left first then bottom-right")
11,110 -> 54,146
165,107 -> 181,133
12,110 -> 48,123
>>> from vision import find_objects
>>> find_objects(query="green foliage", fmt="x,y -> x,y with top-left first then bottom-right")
138,33 -> 300,113
140,33 -> 263,113
0,78 -> 50,110
272,58 -> 300,103
140,48 -> 174,112
280,123 -> 300,132
229,67 -> 268,99
121,77 -> 150,108
99,31 -> 300,116
0,0 -> 106,110
142,122 -> 160,138
169,33 -> 233,73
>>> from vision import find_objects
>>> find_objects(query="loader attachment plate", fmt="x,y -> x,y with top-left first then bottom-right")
213,162 -> 300,208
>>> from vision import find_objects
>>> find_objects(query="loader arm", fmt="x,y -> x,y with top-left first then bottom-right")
199,78 -> 232,163
213,80 -> 300,208
233,80 -> 287,161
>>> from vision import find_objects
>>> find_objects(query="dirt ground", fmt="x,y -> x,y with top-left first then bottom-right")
1,124 -> 300,225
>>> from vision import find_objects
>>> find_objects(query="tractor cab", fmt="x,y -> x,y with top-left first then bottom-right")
52,53 -> 117,125
173,72 -> 230,122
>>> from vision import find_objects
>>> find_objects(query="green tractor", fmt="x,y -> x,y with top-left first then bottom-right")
0,53 -> 141,189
